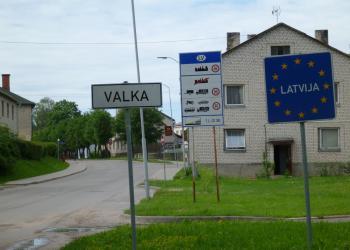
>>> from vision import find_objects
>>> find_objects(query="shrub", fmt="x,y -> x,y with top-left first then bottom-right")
0,126 -> 19,172
257,152 -> 274,179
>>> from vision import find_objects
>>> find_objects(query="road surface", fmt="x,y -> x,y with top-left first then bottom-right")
0,160 -> 179,249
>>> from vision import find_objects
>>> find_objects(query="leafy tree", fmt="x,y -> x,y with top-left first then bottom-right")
115,108 -> 163,146
33,97 -> 55,130
49,99 -> 81,125
90,110 -> 113,156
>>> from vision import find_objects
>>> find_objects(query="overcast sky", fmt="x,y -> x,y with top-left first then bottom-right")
0,0 -> 349,122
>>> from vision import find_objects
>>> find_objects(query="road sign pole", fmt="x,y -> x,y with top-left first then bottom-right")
191,127 -> 196,203
212,126 -> 220,202
163,145 -> 166,181
300,122 -> 313,250
125,109 -> 137,250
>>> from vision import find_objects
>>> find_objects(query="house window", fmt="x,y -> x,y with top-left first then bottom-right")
334,82 -> 339,104
319,128 -> 340,151
225,129 -> 246,150
6,103 -> 9,118
271,46 -> 290,55
225,85 -> 244,105
11,105 -> 14,120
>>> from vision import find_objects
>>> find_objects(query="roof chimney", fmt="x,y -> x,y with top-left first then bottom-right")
315,30 -> 328,45
2,74 -> 10,91
247,34 -> 256,40
227,32 -> 240,51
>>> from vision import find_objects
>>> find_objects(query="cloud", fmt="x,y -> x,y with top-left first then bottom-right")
0,0 -> 348,122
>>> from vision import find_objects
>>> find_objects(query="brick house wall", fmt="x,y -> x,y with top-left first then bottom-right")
189,23 -> 350,177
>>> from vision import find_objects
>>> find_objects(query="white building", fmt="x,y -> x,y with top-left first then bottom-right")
190,23 -> 350,177
0,74 -> 35,140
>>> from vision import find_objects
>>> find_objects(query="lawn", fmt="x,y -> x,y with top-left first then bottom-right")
0,157 -> 69,184
62,221 -> 350,249
134,167 -> 350,217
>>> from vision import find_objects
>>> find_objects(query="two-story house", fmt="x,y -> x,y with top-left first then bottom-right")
0,74 -> 35,140
189,23 -> 350,177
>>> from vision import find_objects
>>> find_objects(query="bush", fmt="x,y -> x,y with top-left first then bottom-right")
257,152 -> 274,179
0,126 -> 19,173
16,140 -> 57,160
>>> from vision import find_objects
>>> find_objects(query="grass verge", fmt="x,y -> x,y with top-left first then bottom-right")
134,167 -> 350,217
0,157 -> 69,184
62,221 -> 350,249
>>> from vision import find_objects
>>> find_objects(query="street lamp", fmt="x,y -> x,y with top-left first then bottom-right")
157,56 -> 186,169
57,138 -> 60,160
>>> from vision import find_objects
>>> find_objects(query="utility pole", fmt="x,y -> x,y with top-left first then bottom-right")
130,0 -> 150,200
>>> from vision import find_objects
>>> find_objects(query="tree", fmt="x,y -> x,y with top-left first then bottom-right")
48,99 -> 81,125
33,97 -> 55,130
90,110 -> 113,156
115,108 -> 163,146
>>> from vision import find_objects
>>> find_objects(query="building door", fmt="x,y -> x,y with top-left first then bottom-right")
274,144 -> 292,175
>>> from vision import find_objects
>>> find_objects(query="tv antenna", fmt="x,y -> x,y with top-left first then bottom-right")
272,6 -> 281,24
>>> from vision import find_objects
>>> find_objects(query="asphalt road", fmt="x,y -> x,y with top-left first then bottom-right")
0,160 -> 179,249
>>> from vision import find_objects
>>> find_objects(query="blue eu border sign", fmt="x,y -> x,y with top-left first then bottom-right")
265,52 -> 335,123
265,52 -> 335,250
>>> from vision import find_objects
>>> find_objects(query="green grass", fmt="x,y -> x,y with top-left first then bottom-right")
62,221 -> 350,249
0,157 -> 69,184
134,167 -> 350,217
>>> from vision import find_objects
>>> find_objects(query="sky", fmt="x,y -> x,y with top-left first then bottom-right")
0,0 -> 349,122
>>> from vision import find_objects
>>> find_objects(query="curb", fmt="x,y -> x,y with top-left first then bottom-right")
120,214 -> 350,224
4,166 -> 87,187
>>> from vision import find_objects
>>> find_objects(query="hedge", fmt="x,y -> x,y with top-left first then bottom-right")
0,126 -> 57,172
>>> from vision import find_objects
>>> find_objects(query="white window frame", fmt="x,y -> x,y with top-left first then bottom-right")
319,127 -> 340,151
225,85 -> 245,106
224,129 -> 246,151
334,82 -> 339,105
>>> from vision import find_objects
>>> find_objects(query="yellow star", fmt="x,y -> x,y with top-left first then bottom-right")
294,58 -> 301,64
281,63 -> 288,70
319,70 -> 325,77
298,112 -> 305,118
320,97 -> 327,103
323,83 -> 330,89
272,73 -> 279,81
284,109 -> 291,116
274,101 -> 281,107
270,88 -> 277,94
307,60 -> 315,68
311,107 -> 318,113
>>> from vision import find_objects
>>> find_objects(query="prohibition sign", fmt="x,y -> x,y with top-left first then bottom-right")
212,102 -> 221,110
212,88 -> 220,96
211,64 -> 220,72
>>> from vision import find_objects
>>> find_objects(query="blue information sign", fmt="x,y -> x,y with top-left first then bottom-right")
264,52 -> 335,123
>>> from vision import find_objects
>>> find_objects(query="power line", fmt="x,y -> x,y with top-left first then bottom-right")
0,36 -> 226,46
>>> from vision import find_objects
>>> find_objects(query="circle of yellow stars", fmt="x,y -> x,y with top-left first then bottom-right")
270,57 -> 331,120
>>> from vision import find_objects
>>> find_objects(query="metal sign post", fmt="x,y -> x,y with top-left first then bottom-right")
264,52 -> 335,250
212,126 -> 220,202
125,109 -> 137,250
191,127 -> 196,202
300,122 -> 312,250
92,81 -> 162,250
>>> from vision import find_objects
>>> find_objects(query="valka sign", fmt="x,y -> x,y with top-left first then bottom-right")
92,82 -> 162,109
104,90 -> 149,103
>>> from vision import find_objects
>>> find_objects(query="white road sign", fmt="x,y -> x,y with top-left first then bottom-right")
180,51 -> 224,126
92,82 -> 162,109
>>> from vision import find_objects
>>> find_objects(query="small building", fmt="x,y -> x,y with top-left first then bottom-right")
0,74 -> 35,140
190,23 -> 350,177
